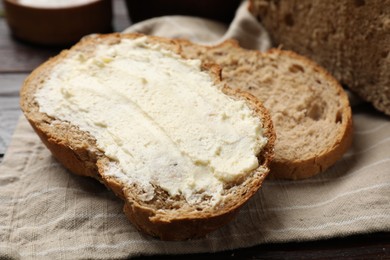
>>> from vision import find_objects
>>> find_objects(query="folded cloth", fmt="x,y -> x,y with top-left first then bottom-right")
1,1 -> 389,259
123,0 -> 271,50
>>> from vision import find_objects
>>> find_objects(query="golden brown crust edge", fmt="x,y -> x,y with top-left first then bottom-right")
20,33 -> 275,240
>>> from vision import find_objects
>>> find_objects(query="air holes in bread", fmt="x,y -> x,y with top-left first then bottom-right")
335,110 -> 343,124
307,103 -> 323,121
354,0 -> 365,7
284,13 -> 294,26
289,64 -> 305,73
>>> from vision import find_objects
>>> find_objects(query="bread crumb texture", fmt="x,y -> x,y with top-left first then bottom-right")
180,40 -> 352,179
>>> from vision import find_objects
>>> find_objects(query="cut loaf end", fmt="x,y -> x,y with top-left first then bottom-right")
20,33 -> 275,240
249,0 -> 390,116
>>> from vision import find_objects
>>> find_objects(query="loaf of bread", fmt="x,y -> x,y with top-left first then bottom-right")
20,33 -> 275,240
179,39 -> 353,180
249,0 -> 390,116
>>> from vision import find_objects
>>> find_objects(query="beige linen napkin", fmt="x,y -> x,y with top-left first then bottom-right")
1,1 -> 389,259
123,0 -> 271,50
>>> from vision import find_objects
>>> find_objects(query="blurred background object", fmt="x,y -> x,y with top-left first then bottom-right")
125,0 -> 241,24
3,0 -> 112,46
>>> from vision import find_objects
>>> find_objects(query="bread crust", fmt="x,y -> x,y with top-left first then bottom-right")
177,38 -> 353,180
20,33 -> 275,240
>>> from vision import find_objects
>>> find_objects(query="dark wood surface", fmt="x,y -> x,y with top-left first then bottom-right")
0,1 -> 389,259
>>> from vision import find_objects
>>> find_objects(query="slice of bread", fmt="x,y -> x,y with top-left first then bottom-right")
20,33 -> 275,240
179,39 -> 353,180
249,0 -> 390,116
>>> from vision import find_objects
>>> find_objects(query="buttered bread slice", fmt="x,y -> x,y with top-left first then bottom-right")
20,33 -> 275,240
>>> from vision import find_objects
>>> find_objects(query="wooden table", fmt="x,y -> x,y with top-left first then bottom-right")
0,1 -> 389,259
